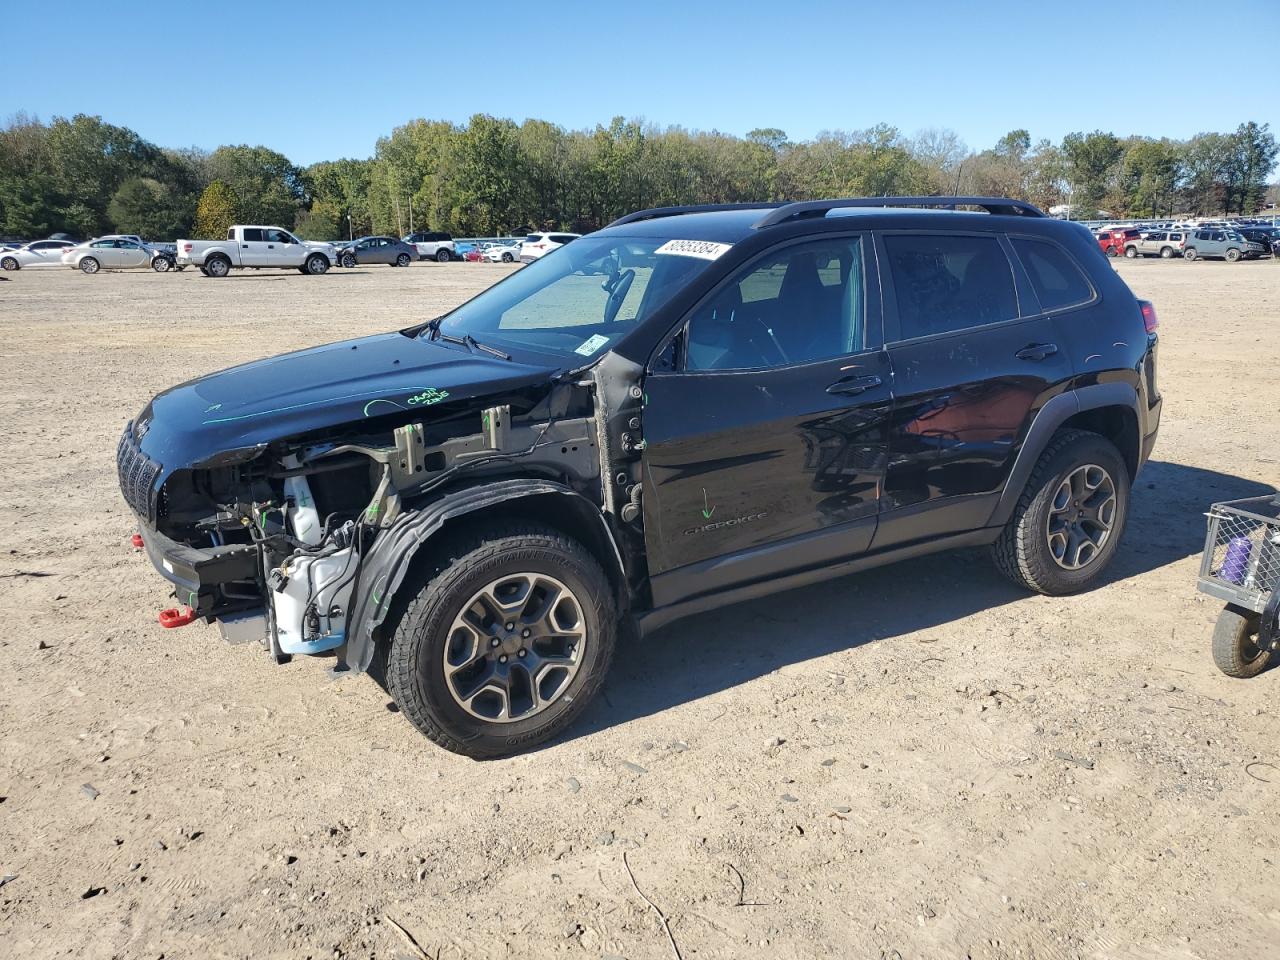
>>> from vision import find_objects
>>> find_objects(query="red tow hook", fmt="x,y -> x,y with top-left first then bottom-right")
131,533 -> 144,549
158,606 -> 197,629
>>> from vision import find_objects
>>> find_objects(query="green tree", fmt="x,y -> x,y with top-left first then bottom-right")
1062,130 -> 1123,218
207,145 -> 305,226
1119,140 -> 1180,218
107,176 -> 194,239
294,203 -> 341,240
193,180 -> 239,239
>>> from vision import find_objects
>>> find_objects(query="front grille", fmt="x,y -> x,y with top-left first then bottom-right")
117,422 -> 162,522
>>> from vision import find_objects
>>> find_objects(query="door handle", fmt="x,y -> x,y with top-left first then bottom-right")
1015,342 -> 1058,362
826,374 -> 883,396
267,245 -> 275,249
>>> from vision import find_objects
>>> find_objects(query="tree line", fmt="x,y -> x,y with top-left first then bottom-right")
0,111 -> 1275,242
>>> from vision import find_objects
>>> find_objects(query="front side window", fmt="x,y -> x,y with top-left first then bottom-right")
265,229 -> 293,244
432,235 -> 717,362
884,233 -> 1018,340
1011,238 -> 1093,312
685,238 -> 864,371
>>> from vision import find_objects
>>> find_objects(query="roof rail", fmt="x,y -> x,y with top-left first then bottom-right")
607,202 -> 786,228
752,196 -> 1046,229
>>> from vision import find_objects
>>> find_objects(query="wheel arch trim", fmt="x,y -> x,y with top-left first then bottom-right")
342,479 -> 622,674
987,383 -> 1141,529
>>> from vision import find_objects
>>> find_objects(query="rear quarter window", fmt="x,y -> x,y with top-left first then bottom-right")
1010,238 -> 1094,312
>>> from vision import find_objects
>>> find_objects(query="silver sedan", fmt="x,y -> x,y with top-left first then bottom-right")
337,236 -> 417,268
62,237 -> 166,273
1,239 -> 77,270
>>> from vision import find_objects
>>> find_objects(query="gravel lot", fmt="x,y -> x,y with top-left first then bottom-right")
1,258 -> 1278,959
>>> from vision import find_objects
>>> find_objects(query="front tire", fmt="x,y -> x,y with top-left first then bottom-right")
1124,246 -> 1138,258
991,429 -> 1130,595
1212,605 -> 1271,678
341,253 -> 356,269
1184,247 -> 1198,262
304,253 -> 329,275
502,251 -> 514,263
1225,248 -> 1241,263
436,248 -> 451,262
1106,247 -> 1119,257
386,522 -> 617,758
79,257 -> 100,274
151,256 -> 171,273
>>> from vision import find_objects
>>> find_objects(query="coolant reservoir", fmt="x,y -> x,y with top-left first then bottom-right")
284,475 -> 322,546
273,548 -> 355,655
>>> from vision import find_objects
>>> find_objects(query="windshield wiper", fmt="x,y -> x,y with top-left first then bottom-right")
421,316 -> 511,360
460,334 -> 511,361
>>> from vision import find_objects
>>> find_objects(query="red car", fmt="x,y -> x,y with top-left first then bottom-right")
1097,228 -> 1141,257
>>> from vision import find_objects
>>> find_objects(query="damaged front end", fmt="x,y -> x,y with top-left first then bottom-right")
119,352 -> 647,671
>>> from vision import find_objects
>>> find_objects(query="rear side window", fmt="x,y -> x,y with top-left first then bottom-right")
242,228 -> 265,242
1010,238 -> 1093,312
550,234 -> 576,245
883,234 -> 1018,340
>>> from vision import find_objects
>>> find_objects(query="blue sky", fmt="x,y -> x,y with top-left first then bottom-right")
4,0 -> 1276,166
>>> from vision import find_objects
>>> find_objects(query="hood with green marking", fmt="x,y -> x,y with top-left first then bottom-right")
134,331 -> 558,469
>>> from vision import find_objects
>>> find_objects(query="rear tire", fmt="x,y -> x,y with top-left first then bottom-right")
436,248 -> 451,263
1160,246 -> 1174,259
385,522 -> 617,758
396,253 -> 411,267
2,256 -> 20,271
205,255 -> 231,278
1212,605 -> 1271,678
991,429 -> 1130,595
79,257 -> 100,274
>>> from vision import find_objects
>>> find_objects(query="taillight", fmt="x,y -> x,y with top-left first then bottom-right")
1139,300 -> 1159,333
182,243 -> 192,252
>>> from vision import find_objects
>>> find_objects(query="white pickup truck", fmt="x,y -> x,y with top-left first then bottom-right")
176,226 -> 337,277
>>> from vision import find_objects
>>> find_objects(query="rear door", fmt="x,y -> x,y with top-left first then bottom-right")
641,233 -> 893,607
238,228 -> 271,266
875,230 -> 1074,548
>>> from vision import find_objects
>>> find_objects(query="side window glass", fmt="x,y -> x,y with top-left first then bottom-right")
1010,238 -> 1093,312
242,228 -> 265,242
227,228 -> 236,240
884,234 -> 1018,339
685,238 -> 864,372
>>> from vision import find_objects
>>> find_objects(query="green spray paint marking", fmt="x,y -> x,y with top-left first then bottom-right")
204,403 -> 222,413
701,488 -> 715,520
203,387 -> 448,425
406,387 -> 449,407
363,398 -> 407,417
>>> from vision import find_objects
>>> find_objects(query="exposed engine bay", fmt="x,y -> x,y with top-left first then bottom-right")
128,354 -> 646,670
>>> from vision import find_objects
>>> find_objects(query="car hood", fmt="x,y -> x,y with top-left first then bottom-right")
136,331 -> 559,469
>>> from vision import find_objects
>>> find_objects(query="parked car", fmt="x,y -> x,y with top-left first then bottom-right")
0,239 -> 77,270
404,231 -> 456,262
175,226 -> 335,277
1182,230 -> 1268,262
337,236 -> 416,268
463,246 -> 486,262
1123,231 -> 1186,259
482,239 -> 523,263
118,194 -> 1160,758
61,237 -> 174,274
1236,227 -> 1280,255
1097,228 -> 1141,257
520,231 -> 581,262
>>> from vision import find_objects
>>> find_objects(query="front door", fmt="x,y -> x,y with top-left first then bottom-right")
264,228 -> 300,267
642,234 -> 892,608
115,239 -> 149,268
875,230 -> 1074,548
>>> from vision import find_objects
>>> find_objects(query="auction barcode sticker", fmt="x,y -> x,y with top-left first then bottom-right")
654,239 -> 733,260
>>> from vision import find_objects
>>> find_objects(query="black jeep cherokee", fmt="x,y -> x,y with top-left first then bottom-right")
118,196 -> 1161,758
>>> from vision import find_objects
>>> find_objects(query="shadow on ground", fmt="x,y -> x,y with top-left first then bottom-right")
562,460 -> 1274,744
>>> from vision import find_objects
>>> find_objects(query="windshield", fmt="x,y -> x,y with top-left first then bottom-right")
430,235 -> 719,361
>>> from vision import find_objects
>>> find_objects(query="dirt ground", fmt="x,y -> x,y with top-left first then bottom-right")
1,256 -> 1278,960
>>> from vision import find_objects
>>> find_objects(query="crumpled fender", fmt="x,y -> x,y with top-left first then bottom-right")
342,478 -> 620,674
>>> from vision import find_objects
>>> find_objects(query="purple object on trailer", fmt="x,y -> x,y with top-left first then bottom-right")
1220,536 -> 1253,584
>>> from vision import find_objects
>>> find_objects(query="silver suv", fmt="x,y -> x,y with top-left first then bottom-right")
1183,229 -> 1267,262
1124,230 -> 1187,259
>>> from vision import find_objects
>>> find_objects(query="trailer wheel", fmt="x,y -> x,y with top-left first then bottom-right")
1212,605 -> 1271,678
